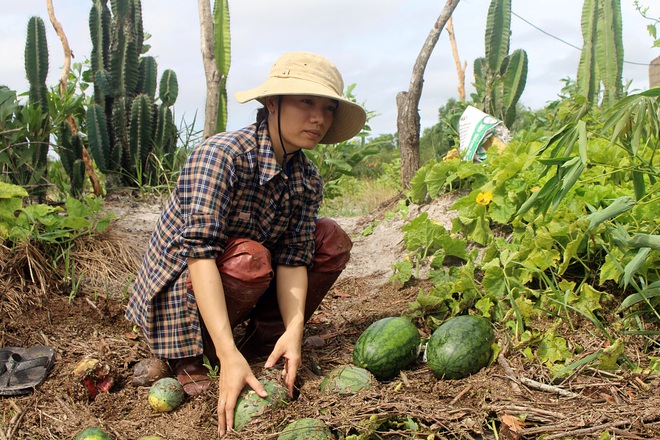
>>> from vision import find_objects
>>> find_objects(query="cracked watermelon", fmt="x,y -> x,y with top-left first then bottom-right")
352,317 -> 421,380
234,378 -> 290,431
426,315 -> 494,380
320,364 -> 375,394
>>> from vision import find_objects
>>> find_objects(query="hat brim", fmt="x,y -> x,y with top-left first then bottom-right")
235,77 -> 366,144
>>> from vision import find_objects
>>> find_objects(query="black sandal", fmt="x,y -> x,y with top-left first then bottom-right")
0,346 -> 55,396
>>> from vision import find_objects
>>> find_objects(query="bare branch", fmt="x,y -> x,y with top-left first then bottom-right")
198,0 -> 221,139
396,0 -> 461,188
46,0 -> 102,196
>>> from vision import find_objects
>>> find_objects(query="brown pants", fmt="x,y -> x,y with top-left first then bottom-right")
199,217 -> 352,359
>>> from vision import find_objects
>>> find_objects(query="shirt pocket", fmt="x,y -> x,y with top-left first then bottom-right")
225,209 -> 254,236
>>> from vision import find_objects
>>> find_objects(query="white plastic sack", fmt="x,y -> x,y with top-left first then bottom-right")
458,106 -> 509,163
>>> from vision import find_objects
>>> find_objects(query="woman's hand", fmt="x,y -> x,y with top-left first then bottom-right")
187,259 -> 268,436
264,326 -> 303,397
217,348 -> 267,436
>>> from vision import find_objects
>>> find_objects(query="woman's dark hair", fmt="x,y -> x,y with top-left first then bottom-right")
256,106 -> 268,124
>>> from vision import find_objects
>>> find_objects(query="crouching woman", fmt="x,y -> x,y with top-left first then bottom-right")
125,51 -> 366,435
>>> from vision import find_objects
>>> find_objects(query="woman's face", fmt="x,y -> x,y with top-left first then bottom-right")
267,95 -> 337,154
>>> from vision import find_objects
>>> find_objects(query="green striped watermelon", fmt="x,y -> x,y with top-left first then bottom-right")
426,315 -> 494,380
320,365 -> 375,394
74,427 -> 112,440
352,317 -> 421,381
234,379 -> 290,431
277,418 -> 333,440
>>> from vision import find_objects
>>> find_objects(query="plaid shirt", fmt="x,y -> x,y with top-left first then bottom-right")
125,121 -> 323,359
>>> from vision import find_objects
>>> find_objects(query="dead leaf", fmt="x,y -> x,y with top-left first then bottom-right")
500,413 -> 524,440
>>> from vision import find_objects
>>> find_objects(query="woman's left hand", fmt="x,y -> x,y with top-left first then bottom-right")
264,327 -> 303,397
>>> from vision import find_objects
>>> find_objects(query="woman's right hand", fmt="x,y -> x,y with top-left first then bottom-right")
216,348 -> 267,436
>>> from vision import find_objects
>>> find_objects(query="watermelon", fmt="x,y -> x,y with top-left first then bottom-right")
148,377 -> 185,412
352,317 -> 421,381
277,418 -> 333,440
74,427 -> 113,440
234,379 -> 290,431
320,365 -> 374,394
426,315 -> 495,380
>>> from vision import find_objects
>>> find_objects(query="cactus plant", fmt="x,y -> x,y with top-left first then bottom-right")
87,104 -> 111,171
472,0 -> 527,129
86,0 -> 178,186
23,16 -> 51,198
58,123 -> 86,198
129,93 -> 152,172
25,17 -> 49,113
138,56 -> 158,99
577,0 -> 623,108
213,0 -> 231,133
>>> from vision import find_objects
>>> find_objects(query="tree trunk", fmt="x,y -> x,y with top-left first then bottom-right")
447,16 -> 467,102
46,0 -> 102,196
397,0 -> 461,188
198,0 -> 221,139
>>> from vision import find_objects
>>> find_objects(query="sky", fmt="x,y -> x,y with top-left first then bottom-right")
1,1 -> 658,138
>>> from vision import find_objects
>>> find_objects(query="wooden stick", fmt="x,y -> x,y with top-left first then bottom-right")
497,352 -> 522,394
542,420 -> 631,440
449,384 -> 472,405
518,377 -> 581,398
499,404 -> 567,419
46,0 -> 103,196
609,428 -> 646,440
446,16 -> 467,102
6,401 -> 25,440
85,297 -> 100,311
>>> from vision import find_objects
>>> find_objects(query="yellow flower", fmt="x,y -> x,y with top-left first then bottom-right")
531,186 -> 541,193
476,190 -> 493,206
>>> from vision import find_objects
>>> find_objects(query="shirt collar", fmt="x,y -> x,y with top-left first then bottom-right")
256,121 -> 281,184
256,121 -> 305,187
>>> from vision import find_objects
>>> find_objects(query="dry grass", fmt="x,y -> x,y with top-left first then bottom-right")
321,178 -> 402,217
70,227 -> 143,299
0,222 -> 143,319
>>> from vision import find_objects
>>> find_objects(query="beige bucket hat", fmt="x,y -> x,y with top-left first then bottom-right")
235,52 -> 367,144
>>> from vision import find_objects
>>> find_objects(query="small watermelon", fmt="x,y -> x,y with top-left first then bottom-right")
353,317 -> 421,381
320,365 -> 374,394
234,379 -> 290,431
74,426 -> 113,440
148,377 -> 185,412
277,418 -> 333,440
426,315 -> 495,380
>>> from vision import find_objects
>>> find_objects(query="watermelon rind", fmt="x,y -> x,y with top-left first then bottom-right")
277,418 -> 333,440
148,377 -> 185,413
234,378 -> 290,431
426,315 -> 495,380
320,365 -> 375,394
352,317 -> 421,381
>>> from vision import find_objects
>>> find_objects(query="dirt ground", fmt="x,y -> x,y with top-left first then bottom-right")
1,192 -> 659,439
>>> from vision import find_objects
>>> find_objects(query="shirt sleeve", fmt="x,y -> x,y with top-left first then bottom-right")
274,157 -> 323,267
177,136 -> 237,259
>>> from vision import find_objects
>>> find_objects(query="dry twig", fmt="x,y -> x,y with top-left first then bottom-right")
519,377 -> 581,398
497,352 -> 522,394
449,384 -> 472,405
